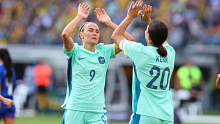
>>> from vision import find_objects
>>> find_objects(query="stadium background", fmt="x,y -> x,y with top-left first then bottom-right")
0,0 -> 220,123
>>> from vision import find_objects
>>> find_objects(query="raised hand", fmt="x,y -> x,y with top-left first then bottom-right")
95,8 -> 111,24
139,4 -> 152,25
77,3 -> 90,19
127,0 -> 143,19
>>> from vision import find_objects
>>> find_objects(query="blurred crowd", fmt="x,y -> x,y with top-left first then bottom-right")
0,0 -> 220,49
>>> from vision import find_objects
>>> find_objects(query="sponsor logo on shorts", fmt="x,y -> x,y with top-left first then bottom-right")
101,115 -> 107,124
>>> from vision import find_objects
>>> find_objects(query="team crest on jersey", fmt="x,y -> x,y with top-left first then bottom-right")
98,56 -> 105,64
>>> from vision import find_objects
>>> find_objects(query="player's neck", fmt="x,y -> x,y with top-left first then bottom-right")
147,42 -> 154,46
83,43 -> 96,52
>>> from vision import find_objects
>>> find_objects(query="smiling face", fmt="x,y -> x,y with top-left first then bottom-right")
79,22 -> 100,45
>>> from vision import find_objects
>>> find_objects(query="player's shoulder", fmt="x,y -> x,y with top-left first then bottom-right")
73,43 -> 81,50
164,45 -> 175,54
127,41 -> 141,45
126,41 -> 145,49
164,45 -> 175,51
96,43 -> 111,51
97,43 -> 105,47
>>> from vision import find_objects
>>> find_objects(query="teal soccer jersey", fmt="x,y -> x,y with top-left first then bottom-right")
62,43 -> 116,113
124,41 -> 175,121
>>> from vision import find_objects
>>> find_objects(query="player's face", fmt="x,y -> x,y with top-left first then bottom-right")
81,23 -> 100,45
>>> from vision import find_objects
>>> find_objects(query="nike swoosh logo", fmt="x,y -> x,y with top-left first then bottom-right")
78,58 -> 85,60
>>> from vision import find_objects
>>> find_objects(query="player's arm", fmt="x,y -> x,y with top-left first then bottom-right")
95,8 -> 134,54
0,84 -> 14,108
61,3 -> 90,52
111,0 -> 143,49
0,95 -> 14,108
216,74 -> 220,89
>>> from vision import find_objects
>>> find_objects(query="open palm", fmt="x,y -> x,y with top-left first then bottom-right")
95,8 -> 111,24
77,3 -> 90,19
140,4 -> 152,24
127,0 -> 143,19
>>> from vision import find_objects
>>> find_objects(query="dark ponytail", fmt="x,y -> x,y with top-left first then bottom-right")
157,45 -> 167,57
148,20 -> 168,57
0,48 -> 12,83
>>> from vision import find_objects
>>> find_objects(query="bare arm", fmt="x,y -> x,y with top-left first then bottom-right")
95,8 -> 134,54
216,74 -> 220,89
0,94 -> 14,108
111,0 -> 143,47
61,3 -> 90,52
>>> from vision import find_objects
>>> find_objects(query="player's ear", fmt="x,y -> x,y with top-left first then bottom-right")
79,32 -> 84,39
148,34 -> 150,39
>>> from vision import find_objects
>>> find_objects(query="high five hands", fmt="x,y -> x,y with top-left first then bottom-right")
127,0 -> 152,24
77,3 -> 90,19
139,4 -> 152,25
94,8 -> 111,25
127,0 -> 143,19
77,1 -> 152,24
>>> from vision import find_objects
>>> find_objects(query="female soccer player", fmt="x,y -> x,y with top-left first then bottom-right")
111,0 -> 175,123
216,74 -> 220,89
0,48 -> 16,124
61,3 -> 133,124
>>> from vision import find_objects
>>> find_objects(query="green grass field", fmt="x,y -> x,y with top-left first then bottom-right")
0,114 -> 205,124
0,114 -> 128,124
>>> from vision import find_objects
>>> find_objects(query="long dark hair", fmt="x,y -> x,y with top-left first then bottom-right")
0,48 -> 13,83
148,20 -> 168,57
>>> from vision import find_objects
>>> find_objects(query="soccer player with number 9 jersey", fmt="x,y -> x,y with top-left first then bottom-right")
0,48 -> 16,124
60,3 -> 133,124
112,0 -> 175,124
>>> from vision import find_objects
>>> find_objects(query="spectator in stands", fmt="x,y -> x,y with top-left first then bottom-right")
1,0 -> 220,47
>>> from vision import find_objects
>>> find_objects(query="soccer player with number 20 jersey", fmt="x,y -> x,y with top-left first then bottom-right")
112,0 -> 175,123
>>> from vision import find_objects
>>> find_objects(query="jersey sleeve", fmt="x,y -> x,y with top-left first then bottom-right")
104,44 -> 117,59
63,43 -> 79,59
124,41 -> 144,62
